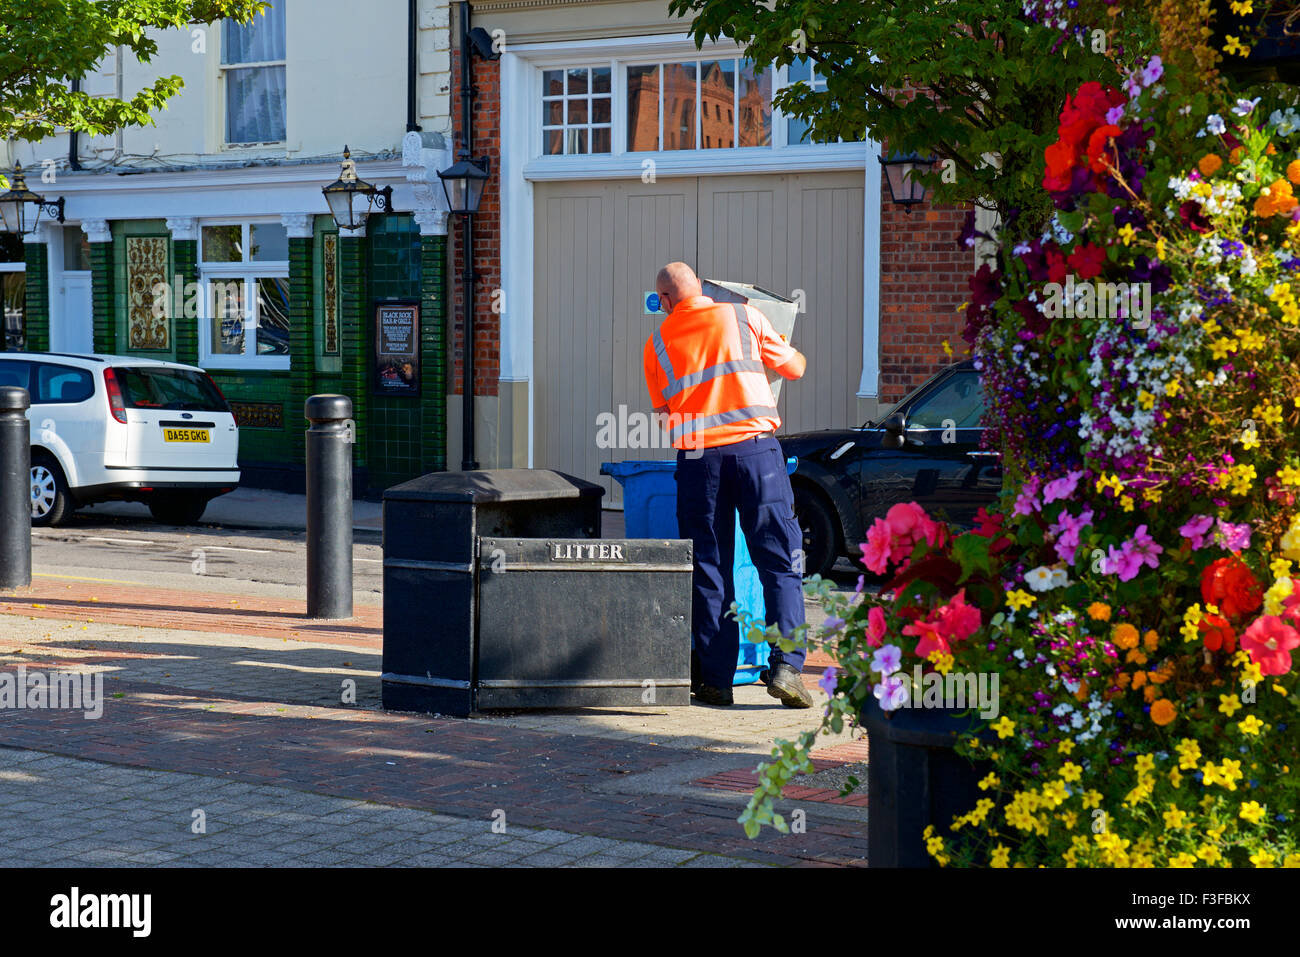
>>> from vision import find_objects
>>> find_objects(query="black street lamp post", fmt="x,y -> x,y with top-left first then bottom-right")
321,146 -> 394,232
0,161 -> 65,236
878,151 -> 935,213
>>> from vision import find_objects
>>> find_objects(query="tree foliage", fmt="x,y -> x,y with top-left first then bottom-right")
667,0 -> 1136,235
1,0 -> 265,144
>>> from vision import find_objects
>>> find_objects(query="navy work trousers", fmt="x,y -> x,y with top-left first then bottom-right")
675,434 -> 807,689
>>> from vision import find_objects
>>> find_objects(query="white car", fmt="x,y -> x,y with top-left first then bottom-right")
0,353 -> 240,526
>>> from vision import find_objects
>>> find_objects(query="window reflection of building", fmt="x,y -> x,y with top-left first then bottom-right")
624,59 -> 771,152
0,232 -> 23,351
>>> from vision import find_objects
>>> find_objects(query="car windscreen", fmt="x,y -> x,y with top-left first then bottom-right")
116,367 -> 229,412
905,372 -> 986,429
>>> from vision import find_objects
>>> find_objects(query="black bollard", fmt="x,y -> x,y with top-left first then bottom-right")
0,386 -> 31,590
305,394 -> 353,619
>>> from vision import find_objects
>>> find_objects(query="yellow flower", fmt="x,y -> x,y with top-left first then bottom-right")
1230,1 -> 1254,15
1219,693 -> 1243,716
990,844 -> 1011,868
978,772 -> 1000,791
1169,766 -> 1183,788
1163,806 -> 1188,829
1169,852 -> 1198,868
1058,739 -> 1075,755
1242,660 -> 1264,685
1059,761 -> 1082,782
1164,378 -> 1181,397
928,651 -> 955,675
1210,337 -> 1239,360
1197,844 -> 1224,864
992,716 -> 1017,739
1176,738 -> 1201,770
1254,401 -> 1283,426
1120,494 -> 1135,512
1096,473 -> 1124,496
1118,223 -> 1136,246
1156,236 -> 1167,260
1240,801 -> 1266,824
1278,466 -> 1300,487
1251,850 -> 1276,867
1081,790 -> 1102,810
1006,589 -> 1036,611
1135,753 -> 1156,777
1238,714 -> 1264,736
1284,854 -> 1300,868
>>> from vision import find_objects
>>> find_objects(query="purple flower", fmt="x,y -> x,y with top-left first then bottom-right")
1013,475 -> 1043,517
1179,514 -> 1214,549
1140,56 -> 1163,86
821,616 -> 846,634
871,644 -> 903,677
1105,104 -> 1125,126
818,666 -> 839,697
873,673 -> 910,711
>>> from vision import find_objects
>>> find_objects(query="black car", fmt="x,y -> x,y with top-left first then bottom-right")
780,361 -> 1002,578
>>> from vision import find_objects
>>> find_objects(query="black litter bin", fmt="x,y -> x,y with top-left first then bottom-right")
381,469 -> 692,716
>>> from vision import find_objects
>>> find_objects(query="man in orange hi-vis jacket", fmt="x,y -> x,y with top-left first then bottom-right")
643,262 -> 813,708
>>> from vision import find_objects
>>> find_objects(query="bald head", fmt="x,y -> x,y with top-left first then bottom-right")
656,262 -> 702,313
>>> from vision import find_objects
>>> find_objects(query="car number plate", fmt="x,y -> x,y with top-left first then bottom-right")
163,428 -> 210,443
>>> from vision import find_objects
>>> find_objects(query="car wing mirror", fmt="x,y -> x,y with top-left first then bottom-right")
880,411 -> 906,449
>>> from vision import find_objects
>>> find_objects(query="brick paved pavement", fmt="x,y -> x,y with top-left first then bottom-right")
0,577 -> 867,868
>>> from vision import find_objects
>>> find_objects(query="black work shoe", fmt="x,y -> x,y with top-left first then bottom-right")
691,651 -> 703,694
692,684 -> 734,706
766,663 -> 814,709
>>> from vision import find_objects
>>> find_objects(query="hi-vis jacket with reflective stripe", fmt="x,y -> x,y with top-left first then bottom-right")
643,295 -> 800,450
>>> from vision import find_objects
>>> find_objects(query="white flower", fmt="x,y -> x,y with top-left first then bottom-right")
1232,97 -> 1260,117
1205,114 -> 1226,135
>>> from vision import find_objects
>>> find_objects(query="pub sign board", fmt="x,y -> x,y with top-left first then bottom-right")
374,300 -> 420,397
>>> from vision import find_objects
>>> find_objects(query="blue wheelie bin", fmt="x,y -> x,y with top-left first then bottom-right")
601,457 -> 798,686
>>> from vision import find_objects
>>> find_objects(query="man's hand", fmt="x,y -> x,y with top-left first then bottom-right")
774,351 -> 807,380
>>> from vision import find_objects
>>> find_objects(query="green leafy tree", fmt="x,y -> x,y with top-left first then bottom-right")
666,0 -> 1134,236
1,0 -> 265,144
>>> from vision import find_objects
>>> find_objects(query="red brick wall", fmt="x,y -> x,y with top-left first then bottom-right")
449,49 -> 501,398
877,188 -> 974,403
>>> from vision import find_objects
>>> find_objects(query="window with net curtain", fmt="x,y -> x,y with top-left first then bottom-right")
223,4 -> 287,144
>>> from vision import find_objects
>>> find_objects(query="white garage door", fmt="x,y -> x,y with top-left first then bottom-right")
534,171 -> 866,504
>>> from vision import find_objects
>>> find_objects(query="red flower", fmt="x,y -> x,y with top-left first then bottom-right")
903,588 -> 982,660
1046,249 -> 1069,285
1201,556 -> 1264,621
1068,243 -> 1107,280
1084,124 -> 1122,174
1241,615 -> 1300,676
1198,613 -> 1236,653
1178,201 -> 1211,233
973,506 -> 1004,538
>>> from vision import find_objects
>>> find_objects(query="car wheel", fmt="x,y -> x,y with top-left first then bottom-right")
149,493 -> 209,526
30,454 -> 73,528
793,486 -> 838,579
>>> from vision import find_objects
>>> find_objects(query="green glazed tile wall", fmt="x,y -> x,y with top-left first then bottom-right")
22,242 -> 49,352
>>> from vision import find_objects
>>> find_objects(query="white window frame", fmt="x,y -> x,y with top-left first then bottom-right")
528,43 -> 864,174
540,66 -> 614,156
197,220 -> 290,371
219,6 -> 288,148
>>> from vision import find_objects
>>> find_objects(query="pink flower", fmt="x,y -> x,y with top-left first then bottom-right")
861,503 -> 944,573
1241,616 -> 1300,676
1012,476 -> 1043,516
903,589 -> 981,660
1179,514 -> 1214,550
1128,524 -> 1163,571
860,520 -> 893,575
866,606 -> 888,647
1049,507 -> 1093,565
1043,470 -> 1084,504
818,666 -> 840,697
1215,520 -> 1251,552
870,643 -> 902,675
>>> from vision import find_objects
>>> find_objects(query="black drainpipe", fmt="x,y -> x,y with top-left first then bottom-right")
69,79 -> 83,171
459,0 -> 478,470
407,0 -> 421,132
